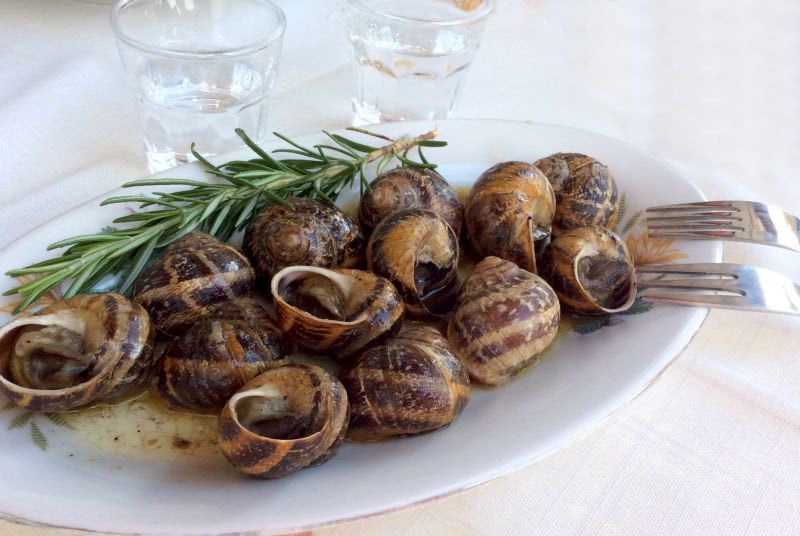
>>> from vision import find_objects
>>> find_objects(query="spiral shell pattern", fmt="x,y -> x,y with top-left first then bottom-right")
218,364 -> 349,479
538,226 -> 636,315
340,326 -> 471,441
243,198 -> 363,281
271,266 -> 404,359
133,231 -> 255,335
448,257 -> 560,386
534,153 -> 619,232
358,167 -> 464,236
464,161 -> 556,273
155,318 -> 290,412
367,208 -> 460,319
0,293 -> 154,412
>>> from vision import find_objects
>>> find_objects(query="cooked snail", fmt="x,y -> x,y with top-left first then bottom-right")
367,208 -> 459,319
209,296 -> 280,333
133,231 -> 255,335
271,266 -> 403,358
538,226 -> 636,315
448,257 -> 560,385
218,364 -> 348,479
340,326 -> 471,441
243,198 -> 363,281
0,293 -> 153,412
464,161 -> 556,273
534,153 -> 619,232
155,316 -> 290,413
358,167 -> 464,236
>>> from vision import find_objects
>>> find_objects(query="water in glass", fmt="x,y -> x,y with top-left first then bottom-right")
347,0 -> 491,124
137,60 -> 273,172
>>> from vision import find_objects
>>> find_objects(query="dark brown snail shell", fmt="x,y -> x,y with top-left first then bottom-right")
448,257 -> 560,385
271,266 -> 404,359
534,153 -> 620,233
464,161 -> 556,273
340,326 -> 471,441
358,167 -> 464,236
538,226 -> 636,315
209,296 -> 281,334
155,317 -> 290,413
132,231 -> 255,335
218,364 -> 349,479
367,208 -> 460,319
243,198 -> 364,281
0,293 -> 154,412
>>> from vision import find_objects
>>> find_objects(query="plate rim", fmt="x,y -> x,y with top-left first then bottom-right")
0,118 -> 720,535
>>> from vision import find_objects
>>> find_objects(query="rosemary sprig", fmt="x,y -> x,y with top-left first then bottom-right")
5,127 -> 445,313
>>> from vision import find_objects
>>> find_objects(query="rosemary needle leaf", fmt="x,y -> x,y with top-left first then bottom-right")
328,133 -> 376,154
64,257 -> 104,298
118,232 -> 161,294
209,203 -> 233,236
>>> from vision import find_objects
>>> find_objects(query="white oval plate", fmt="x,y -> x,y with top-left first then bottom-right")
0,120 -> 721,535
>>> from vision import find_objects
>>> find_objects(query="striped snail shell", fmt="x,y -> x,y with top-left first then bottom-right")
133,231 -> 255,335
464,161 -> 556,273
533,153 -> 620,233
538,226 -> 636,315
340,326 -> 471,441
271,266 -> 404,358
358,167 -> 464,236
155,300 -> 290,413
448,257 -> 560,386
367,208 -> 460,319
209,296 -> 281,333
218,364 -> 349,479
0,293 -> 154,412
243,198 -> 364,281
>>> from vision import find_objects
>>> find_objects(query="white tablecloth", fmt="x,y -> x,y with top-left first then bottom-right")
1,0 -> 800,534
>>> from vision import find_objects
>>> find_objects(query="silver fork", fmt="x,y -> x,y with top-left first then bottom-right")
637,263 -> 800,315
646,200 -> 800,252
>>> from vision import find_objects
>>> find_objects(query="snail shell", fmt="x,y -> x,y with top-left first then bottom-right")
243,198 -> 363,281
448,257 -> 560,386
538,226 -> 636,315
340,326 -> 471,441
209,296 -> 281,333
533,153 -> 620,232
358,167 -> 464,236
367,208 -> 460,319
464,162 -> 556,273
154,315 -> 290,413
271,266 -> 404,358
218,364 -> 349,479
133,231 -> 255,335
0,293 -> 154,412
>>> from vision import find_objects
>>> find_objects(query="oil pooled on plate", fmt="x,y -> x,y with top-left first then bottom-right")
62,392 -> 220,461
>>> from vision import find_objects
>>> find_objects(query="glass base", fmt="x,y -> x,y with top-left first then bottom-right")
351,99 -> 453,126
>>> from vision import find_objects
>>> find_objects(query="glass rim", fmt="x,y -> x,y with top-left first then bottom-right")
346,0 -> 494,26
110,0 -> 286,59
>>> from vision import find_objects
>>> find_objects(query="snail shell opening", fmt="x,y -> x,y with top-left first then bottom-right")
539,226 -> 636,315
367,208 -> 460,319
0,293 -> 153,412
218,364 -> 348,479
570,243 -> 636,314
271,266 -> 404,358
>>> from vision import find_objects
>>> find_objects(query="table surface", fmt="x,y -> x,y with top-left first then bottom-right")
1,0 -> 799,534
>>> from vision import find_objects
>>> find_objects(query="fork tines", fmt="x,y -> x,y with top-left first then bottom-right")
646,201 -> 744,238
637,263 -> 800,314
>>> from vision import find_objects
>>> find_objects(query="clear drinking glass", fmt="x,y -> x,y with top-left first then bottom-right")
345,0 -> 493,125
111,0 -> 286,172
